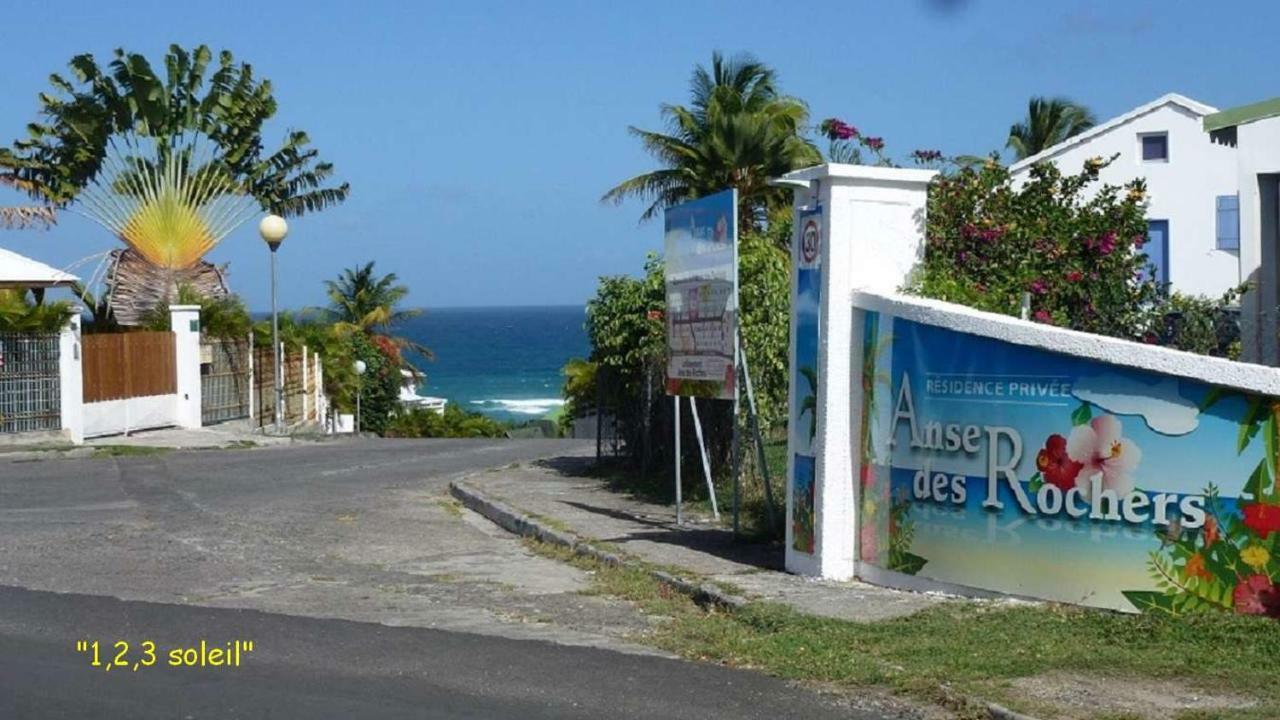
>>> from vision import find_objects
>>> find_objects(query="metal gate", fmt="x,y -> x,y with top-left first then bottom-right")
201,338 -> 251,425
0,332 -> 61,434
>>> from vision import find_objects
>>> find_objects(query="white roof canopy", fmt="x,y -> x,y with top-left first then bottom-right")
0,246 -> 78,289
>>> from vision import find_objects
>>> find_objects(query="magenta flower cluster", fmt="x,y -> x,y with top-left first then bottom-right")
864,136 -> 885,152
1083,231 -> 1118,256
961,223 -> 1005,243
820,118 -> 858,141
911,149 -> 943,163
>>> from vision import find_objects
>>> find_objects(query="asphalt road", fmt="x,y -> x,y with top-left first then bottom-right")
0,439 -> 869,719
0,584 -> 857,720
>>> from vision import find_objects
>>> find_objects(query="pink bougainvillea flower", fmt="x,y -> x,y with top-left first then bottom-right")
1067,415 -> 1141,496
1243,503 -> 1280,540
1233,574 -> 1280,617
1066,270 -> 1083,282
1033,309 -> 1053,324
860,463 -> 876,489
864,136 -> 885,151
1036,434 -> 1084,492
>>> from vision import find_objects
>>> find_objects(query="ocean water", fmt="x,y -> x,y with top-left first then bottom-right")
398,306 -> 588,422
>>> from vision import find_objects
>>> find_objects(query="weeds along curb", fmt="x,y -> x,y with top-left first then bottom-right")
448,480 -> 748,611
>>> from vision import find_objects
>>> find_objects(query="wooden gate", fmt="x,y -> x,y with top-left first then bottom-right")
82,332 -> 176,402
201,338 -> 251,425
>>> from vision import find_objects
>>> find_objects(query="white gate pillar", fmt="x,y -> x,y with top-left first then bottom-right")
170,305 -> 203,429
58,309 -> 84,444
778,164 -> 935,579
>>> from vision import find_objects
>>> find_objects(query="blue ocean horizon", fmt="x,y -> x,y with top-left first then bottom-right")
398,305 -> 588,422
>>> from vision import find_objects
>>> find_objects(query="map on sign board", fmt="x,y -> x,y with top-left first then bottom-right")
663,189 -> 737,400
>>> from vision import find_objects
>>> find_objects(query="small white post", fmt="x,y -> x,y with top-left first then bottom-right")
301,345 -> 310,422
247,332 -> 256,423
169,305 -> 203,429
58,309 -> 84,444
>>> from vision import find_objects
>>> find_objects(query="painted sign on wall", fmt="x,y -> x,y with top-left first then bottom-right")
790,206 -> 822,553
859,313 -> 1280,616
664,189 -> 737,400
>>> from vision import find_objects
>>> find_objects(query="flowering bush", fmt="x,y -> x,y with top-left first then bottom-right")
914,156 -> 1160,340
819,117 -> 890,166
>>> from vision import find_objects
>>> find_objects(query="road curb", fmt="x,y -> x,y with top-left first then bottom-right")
448,480 -> 748,611
451,478 -> 1045,720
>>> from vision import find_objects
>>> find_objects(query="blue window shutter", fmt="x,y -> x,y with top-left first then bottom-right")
1216,194 -> 1240,250
1145,220 -> 1169,287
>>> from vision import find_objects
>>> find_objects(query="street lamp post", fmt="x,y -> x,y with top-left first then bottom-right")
353,360 -> 367,434
259,215 -> 289,434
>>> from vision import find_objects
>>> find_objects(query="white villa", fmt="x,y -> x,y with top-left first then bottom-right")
1009,93 -> 1241,298
1203,97 -> 1280,364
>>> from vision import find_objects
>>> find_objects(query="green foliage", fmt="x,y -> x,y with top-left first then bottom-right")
915,156 -> 1160,338
385,405 -> 507,439
1,44 -> 348,216
1139,287 -> 1245,358
1006,96 -> 1097,160
0,289 -> 71,333
323,261 -> 432,366
602,51 -> 820,231
142,284 -> 252,339
347,332 -> 400,435
737,224 -> 791,431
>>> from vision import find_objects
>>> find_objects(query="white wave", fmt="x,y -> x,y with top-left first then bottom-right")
470,398 -> 566,415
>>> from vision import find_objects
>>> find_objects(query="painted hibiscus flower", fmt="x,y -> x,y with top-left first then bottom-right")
1233,574 -> 1280,617
1036,434 -> 1083,491
1242,503 -> 1280,540
1067,415 -> 1141,496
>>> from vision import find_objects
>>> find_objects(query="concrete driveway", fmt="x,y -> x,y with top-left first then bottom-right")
0,438 -> 653,650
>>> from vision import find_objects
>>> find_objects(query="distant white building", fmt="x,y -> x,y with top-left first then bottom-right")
1203,97 -> 1280,364
1009,94 -> 1241,298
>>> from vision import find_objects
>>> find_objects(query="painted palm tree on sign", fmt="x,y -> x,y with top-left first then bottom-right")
325,261 -> 433,363
603,52 -> 820,231
1006,97 -> 1097,160
0,44 -> 349,323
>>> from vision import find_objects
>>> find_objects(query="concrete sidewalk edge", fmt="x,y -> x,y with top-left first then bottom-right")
450,478 -> 1045,720
448,480 -> 748,611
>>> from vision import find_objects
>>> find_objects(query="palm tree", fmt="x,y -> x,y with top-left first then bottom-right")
1006,97 -> 1097,160
1,45 -> 348,323
325,262 -> 433,362
603,52 -> 820,231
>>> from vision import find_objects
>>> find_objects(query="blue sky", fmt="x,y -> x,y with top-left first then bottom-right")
1,0 -> 1276,311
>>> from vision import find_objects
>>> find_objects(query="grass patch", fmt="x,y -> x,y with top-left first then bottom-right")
92,445 -> 172,458
524,536 -> 1280,720
435,497 -> 464,518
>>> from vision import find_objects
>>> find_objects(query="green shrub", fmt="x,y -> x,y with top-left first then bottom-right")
385,404 -> 506,438
0,290 -> 71,333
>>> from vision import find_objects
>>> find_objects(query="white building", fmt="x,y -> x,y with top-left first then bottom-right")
1203,97 -> 1280,364
1009,94 -> 1241,298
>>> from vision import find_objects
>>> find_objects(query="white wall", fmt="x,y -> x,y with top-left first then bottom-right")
83,394 -> 180,438
1011,103 -> 1240,297
1235,116 -> 1280,364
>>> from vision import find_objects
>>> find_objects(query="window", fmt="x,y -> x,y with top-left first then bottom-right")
1216,194 -> 1240,250
1144,220 -> 1170,287
1141,133 -> 1168,162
